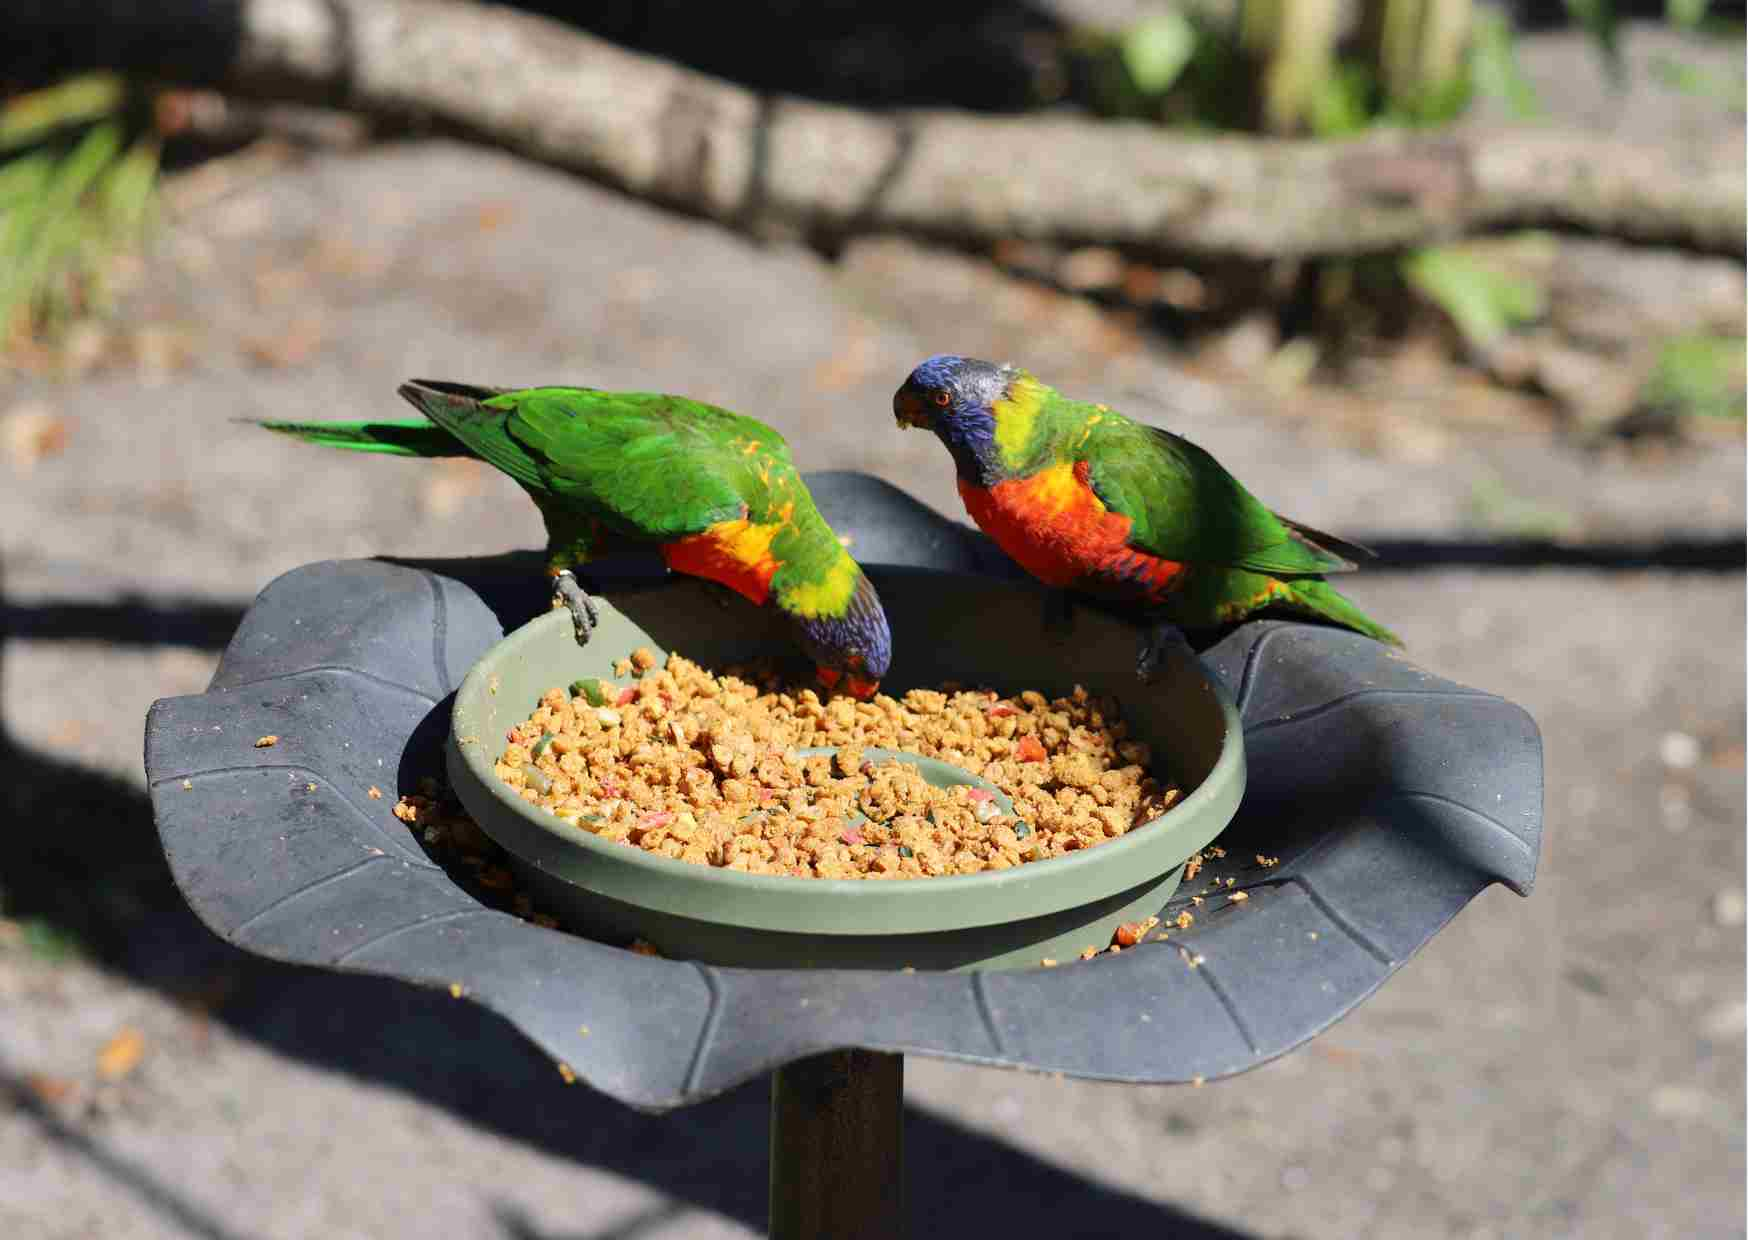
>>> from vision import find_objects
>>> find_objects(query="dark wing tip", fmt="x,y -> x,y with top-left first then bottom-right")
398,379 -> 515,407
1280,516 -> 1376,571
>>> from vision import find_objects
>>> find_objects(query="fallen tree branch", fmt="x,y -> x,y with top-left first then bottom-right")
28,0 -> 1748,257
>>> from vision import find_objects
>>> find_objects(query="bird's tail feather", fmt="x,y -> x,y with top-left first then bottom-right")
1282,578 -> 1402,645
254,417 -> 465,458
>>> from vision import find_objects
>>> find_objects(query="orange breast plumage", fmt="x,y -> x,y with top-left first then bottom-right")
958,461 -> 1185,602
659,516 -> 783,604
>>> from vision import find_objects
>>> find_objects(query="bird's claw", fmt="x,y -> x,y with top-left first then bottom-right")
552,570 -> 599,647
1136,619 -> 1194,684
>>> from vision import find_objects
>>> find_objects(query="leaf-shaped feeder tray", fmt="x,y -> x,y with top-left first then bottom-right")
144,471 -> 1542,1111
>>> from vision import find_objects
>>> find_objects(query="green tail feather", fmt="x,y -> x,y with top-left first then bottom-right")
256,417 -> 465,458
1282,578 -> 1402,646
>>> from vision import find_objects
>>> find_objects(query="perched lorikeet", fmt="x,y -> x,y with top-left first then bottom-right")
893,356 -> 1399,677
260,381 -> 892,699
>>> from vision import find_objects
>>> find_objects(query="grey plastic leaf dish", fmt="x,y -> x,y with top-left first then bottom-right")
446,578 -> 1245,971
143,470 -> 1544,1110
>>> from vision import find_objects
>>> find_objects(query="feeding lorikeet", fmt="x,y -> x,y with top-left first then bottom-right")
260,381 -> 892,699
893,356 -> 1399,678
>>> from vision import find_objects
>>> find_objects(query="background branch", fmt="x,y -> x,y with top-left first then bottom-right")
10,0 -> 1745,258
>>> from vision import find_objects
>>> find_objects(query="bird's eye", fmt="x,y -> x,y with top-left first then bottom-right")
932,391 -> 951,407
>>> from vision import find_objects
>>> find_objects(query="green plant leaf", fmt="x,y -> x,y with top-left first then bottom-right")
1666,0 -> 1709,29
1401,245 -> 1546,349
1640,332 -> 1747,420
1470,10 -> 1543,119
1122,12 -> 1199,97
1564,0 -> 1624,77
0,74 -> 125,153
8,917 -> 88,962
1310,61 -> 1376,135
1465,476 -> 1578,540
1648,54 -> 1747,109
0,87 -> 160,343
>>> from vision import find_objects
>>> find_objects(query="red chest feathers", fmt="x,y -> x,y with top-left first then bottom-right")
958,461 -> 1184,600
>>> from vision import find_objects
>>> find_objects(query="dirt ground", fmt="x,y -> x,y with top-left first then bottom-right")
1,139 -> 1742,1239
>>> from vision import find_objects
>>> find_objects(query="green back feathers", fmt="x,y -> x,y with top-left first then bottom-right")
1029,386 -> 1360,579
474,385 -> 791,540
266,381 -> 854,598
404,382 -> 863,616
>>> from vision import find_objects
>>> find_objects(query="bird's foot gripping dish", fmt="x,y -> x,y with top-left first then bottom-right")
492,649 -> 1182,880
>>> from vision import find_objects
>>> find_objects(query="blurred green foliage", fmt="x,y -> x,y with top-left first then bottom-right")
1078,0 -> 1541,135
1401,240 -> 1550,351
1641,334 -> 1748,420
0,74 -> 160,347
1648,52 -> 1747,108
1466,475 -> 1579,539
3,915 -> 89,962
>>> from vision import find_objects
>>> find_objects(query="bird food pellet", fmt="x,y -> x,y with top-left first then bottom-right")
491,649 -> 1181,880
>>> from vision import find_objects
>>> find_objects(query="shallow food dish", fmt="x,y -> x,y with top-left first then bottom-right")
447,568 -> 1245,970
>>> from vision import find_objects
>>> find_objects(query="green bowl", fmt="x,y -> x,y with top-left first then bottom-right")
446,567 -> 1245,971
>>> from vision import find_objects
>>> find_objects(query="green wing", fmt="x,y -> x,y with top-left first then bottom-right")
401,382 -> 794,540
1067,400 -> 1357,577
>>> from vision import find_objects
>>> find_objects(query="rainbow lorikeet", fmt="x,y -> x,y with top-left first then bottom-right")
260,381 -> 892,699
893,356 -> 1400,678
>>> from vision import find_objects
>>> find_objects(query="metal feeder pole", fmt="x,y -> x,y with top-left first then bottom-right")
769,1049 -> 904,1240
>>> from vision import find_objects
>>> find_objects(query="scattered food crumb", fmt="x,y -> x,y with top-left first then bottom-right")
629,939 -> 662,957
448,983 -> 463,999
96,1029 -> 145,1082
1040,957 -> 1059,968
181,779 -> 192,791
1175,911 -> 1195,929
578,1026 -> 590,1036
304,782 -> 317,792
1229,890 -> 1250,903
1114,914 -> 1162,947
367,786 -> 383,800
1184,854 -> 1203,881
1256,854 -> 1279,867
254,735 -> 278,748
24,1074 -> 77,1106
557,1061 -> 577,1084
1079,946 -> 1099,961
